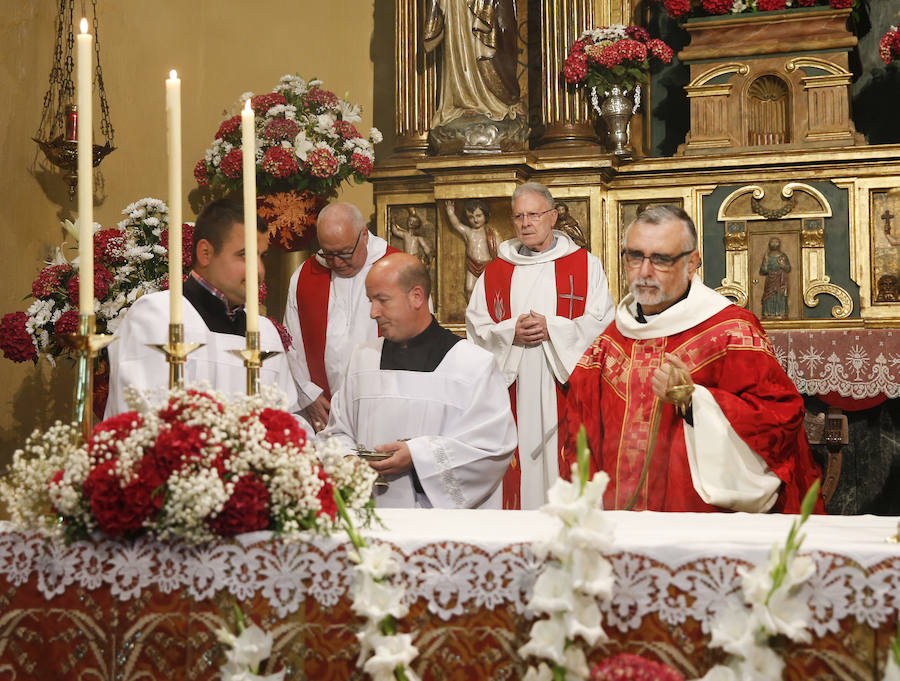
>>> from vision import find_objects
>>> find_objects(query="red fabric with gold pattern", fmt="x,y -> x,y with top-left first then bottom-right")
563,305 -> 825,513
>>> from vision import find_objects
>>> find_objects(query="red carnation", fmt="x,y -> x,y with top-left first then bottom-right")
267,316 -> 293,352
757,0 -> 786,9
219,148 -> 243,179
145,421 -> 209,479
563,51 -> 589,84
194,159 -> 209,187
591,653 -> 685,681
160,223 -> 195,272
647,38 -> 674,64
208,474 -> 271,537
93,229 -> 125,266
0,311 -> 37,362
88,410 -> 142,461
215,115 -> 242,141
305,87 -> 340,109
263,118 -> 301,143
333,120 -> 361,140
66,264 -> 114,305
663,0 -> 691,17
702,0 -> 734,13
316,469 -> 337,520
262,146 -> 299,179
626,25 -> 650,42
250,92 -> 287,114
259,407 -> 305,446
829,0 -> 852,7
350,152 -> 373,177
53,308 -> 81,336
307,147 -> 339,178
32,264 -> 73,299
83,460 -> 162,537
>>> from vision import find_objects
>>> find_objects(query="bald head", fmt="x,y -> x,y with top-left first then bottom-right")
316,202 -> 369,277
366,253 -> 432,343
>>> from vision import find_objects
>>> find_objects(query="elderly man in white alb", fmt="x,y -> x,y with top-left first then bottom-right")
284,202 -> 399,432
320,253 -> 516,509
465,182 -> 615,510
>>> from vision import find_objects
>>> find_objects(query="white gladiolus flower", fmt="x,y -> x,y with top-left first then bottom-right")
528,565 -> 576,614
696,664 -> 738,681
354,543 -> 400,580
563,593 -> 606,646
362,634 -> 419,681
709,606 -> 755,659
519,618 -> 568,667
351,577 -> 408,621
751,591 -> 812,643
522,663 -> 554,681
224,624 -> 273,669
293,131 -> 314,161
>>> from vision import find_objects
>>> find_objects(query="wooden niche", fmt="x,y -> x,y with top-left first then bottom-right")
676,8 -> 866,155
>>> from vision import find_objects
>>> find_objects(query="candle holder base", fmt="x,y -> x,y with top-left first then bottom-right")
227,331 -> 280,396
58,314 -> 115,441
149,323 -> 204,389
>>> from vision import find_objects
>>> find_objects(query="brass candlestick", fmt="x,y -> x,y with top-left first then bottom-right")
149,323 -> 204,389
59,314 -> 115,441
229,331 -> 279,396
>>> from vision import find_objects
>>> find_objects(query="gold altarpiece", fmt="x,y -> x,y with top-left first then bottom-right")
371,0 -> 900,332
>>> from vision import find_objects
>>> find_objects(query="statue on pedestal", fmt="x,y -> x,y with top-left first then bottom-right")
424,0 -> 528,153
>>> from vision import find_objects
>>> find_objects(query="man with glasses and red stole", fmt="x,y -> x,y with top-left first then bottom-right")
466,182 -> 615,510
563,205 -> 824,514
284,202 -> 399,432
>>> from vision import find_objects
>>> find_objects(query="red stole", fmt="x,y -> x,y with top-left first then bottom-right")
482,248 -> 589,509
296,246 -> 399,400
564,305 -> 825,513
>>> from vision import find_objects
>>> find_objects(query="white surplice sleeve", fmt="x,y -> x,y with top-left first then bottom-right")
542,252 -> 615,384
405,343 -> 517,508
283,264 -> 323,409
465,274 -> 523,388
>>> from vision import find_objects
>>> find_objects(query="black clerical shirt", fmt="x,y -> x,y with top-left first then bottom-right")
380,316 -> 462,372
183,276 -> 246,337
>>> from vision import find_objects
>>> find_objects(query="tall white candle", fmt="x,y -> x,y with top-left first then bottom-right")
76,18 -> 93,314
165,70 -> 183,325
241,99 -> 259,333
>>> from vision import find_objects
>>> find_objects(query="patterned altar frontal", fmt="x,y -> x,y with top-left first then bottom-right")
1,510 -> 898,680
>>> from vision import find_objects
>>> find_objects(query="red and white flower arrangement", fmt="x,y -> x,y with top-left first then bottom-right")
880,25 -> 900,65
651,0 -> 854,21
194,74 -> 382,199
0,386 -> 378,544
563,25 -> 673,113
520,427 -> 615,681
0,198 -> 193,365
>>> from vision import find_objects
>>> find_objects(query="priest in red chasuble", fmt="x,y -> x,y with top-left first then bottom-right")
466,182 -> 615,510
563,205 -> 824,514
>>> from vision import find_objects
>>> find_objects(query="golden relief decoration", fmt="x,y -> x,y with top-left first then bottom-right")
715,182 -> 852,320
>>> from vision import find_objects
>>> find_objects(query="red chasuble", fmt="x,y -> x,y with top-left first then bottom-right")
482,249 -> 589,509
295,246 -> 399,401
563,305 -> 824,514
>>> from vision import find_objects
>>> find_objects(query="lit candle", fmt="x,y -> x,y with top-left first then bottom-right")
165,69 -> 183,325
76,18 -> 93,314
241,99 -> 259,333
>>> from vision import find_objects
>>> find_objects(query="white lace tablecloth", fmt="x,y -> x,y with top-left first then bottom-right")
2,510 -> 899,637
768,329 -> 900,399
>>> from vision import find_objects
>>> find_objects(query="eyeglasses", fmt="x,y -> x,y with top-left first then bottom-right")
621,248 -> 695,272
512,208 -> 555,224
316,229 -> 363,262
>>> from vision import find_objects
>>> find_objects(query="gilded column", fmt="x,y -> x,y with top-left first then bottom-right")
535,0 -> 599,147
394,0 -> 436,155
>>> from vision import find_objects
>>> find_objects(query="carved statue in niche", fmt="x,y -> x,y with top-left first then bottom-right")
391,208 -> 435,274
553,201 -> 587,249
424,0 -> 528,154
759,236 -> 791,318
444,198 -> 500,298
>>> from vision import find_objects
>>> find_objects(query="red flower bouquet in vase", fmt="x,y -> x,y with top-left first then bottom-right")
195,75 -> 382,251
563,25 -> 673,157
